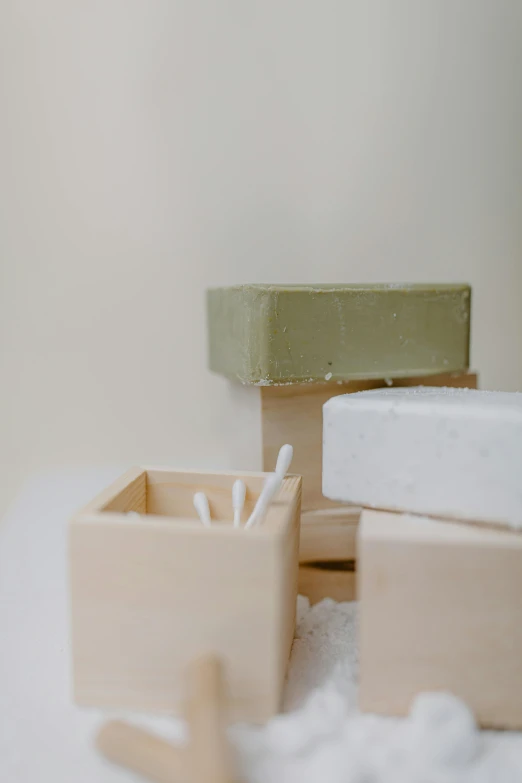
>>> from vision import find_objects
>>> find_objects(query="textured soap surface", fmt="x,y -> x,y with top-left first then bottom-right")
323,387 -> 522,528
207,284 -> 471,385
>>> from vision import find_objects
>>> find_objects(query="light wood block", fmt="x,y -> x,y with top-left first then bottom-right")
299,507 -> 359,563
359,509 -> 522,729
96,654 -> 234,783
96,721 -> 184,783
185,655 -> 233,783
70,467 -> 302,723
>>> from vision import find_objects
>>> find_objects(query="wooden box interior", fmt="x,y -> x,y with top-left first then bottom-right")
98,467 -> 295,532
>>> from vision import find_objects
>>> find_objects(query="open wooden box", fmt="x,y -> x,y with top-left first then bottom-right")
69,467 -> 302,722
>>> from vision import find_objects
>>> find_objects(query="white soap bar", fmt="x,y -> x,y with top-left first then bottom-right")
323,387 -> 522,528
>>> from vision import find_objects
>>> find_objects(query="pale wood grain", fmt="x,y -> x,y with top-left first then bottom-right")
96,721 -> 184,783
359,508 -> 522,729
298,563 -> 356,605
96,656 -> 236,783
299,507 -> 360,563
185,655 -> 233,783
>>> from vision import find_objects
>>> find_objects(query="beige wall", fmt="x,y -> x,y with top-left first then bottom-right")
1,1 -> 522,516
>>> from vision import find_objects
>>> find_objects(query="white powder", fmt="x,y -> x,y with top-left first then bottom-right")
233,597 -> 522,783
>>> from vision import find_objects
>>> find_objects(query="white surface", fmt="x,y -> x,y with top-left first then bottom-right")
3,1 -> 522,518
3,470 -> 522,782
323,387 -> 522,527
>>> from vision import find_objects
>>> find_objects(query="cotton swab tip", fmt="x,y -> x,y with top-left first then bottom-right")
275,444 -> 293,479
232,479 -> 246,528
193,492 -> 212,527
245,473 -> 282,529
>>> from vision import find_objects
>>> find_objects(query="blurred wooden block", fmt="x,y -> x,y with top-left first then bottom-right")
96,654 -> 234,783
96,721 -> 184,783
185,655 -> 233,783
299,507 -> 359,563
359,509 -> 522,729
299,562 -> 356,605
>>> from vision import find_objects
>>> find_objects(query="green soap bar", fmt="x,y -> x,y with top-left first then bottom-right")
207,284 -> 471,385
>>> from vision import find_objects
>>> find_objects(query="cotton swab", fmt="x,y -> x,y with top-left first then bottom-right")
275,444 -> 293,479
245,443 -> 294,529
232,479 -> 246,528
244,473 -> 282,529
193,492 -> 212,527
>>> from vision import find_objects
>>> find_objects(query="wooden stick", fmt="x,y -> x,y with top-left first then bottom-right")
96,720 -> 185,783
96,655 -> 235,782
185,654 -> 234,783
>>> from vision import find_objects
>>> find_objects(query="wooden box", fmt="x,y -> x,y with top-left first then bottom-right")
358,509 -> 522,729
69,467 -> 302,723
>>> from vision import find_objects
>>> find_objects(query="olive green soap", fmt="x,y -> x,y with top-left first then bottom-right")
207,284 -> 471,385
